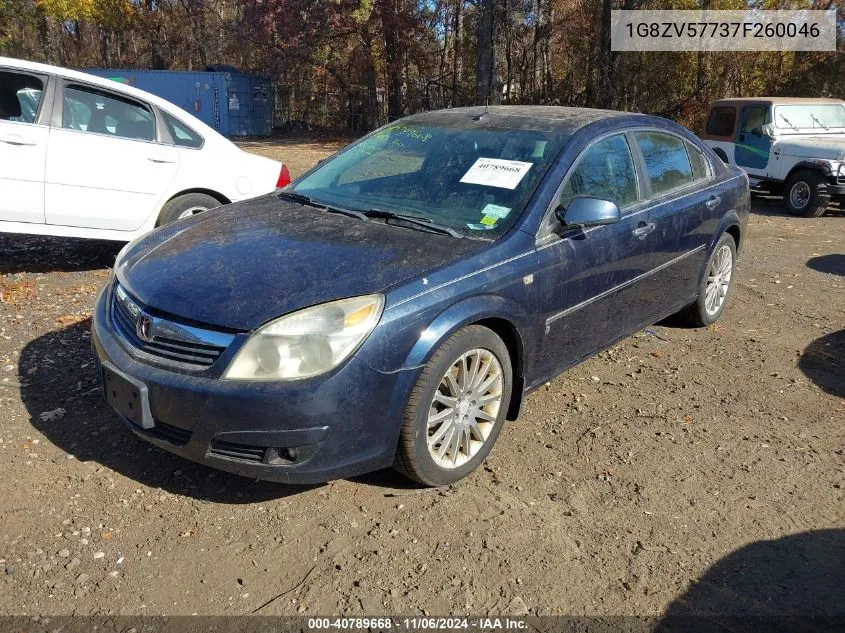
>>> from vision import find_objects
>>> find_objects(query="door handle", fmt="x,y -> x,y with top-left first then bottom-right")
147,153 -> 176,164
632,222 -> 656,238
705,196 -> 721,210
0,134 -> 37,146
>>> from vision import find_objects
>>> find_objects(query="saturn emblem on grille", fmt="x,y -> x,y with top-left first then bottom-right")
137,314 -> 154,342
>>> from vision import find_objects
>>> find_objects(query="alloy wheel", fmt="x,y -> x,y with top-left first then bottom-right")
426,348 -> 504,469
705,244 -> 733,316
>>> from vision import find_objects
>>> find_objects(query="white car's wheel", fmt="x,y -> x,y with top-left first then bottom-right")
157,193 -> 222,226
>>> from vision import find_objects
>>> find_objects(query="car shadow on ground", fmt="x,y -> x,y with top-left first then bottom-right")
0,235 -> 123,275
18,321 -> 318,503
806,254 -> 845,277
18,320 -> 420,501
750,193 -> 843,218
797,329 -> 845,398
654,529 -> 845,633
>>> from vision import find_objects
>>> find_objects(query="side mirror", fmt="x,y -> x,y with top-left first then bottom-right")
555,196 -> 621,229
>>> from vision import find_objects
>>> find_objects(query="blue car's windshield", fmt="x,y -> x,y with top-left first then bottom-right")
289,121 -> 567,238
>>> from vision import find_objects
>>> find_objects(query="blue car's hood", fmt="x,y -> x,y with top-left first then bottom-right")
117,197 -> 484,331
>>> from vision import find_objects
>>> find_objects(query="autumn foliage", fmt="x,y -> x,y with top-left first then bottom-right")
1,0 -> 843,133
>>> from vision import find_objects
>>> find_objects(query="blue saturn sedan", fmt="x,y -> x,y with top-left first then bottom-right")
91,106 -> 749,486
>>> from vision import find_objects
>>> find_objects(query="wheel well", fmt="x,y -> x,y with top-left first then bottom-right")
784,164 -> 823,185
725,224 -> 741,252
473,317 -> 525,421
166,188 -> 230,206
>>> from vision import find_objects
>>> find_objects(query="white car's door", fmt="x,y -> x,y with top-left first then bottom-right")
45,81 -> 180,232
0,69 -> 50,224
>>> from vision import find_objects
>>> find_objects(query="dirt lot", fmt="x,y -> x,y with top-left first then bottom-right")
1,137 -> 843,619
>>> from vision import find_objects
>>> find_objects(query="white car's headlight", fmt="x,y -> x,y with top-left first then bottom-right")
223,295 -> 384,381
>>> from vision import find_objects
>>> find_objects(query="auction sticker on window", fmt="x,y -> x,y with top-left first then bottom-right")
460,158 -> 532,190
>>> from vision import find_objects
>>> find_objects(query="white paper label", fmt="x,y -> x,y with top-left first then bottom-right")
460,158 -> 533,190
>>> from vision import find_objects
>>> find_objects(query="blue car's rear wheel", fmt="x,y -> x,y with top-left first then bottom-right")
394,325 -> 512,486
678,233 -> 736,327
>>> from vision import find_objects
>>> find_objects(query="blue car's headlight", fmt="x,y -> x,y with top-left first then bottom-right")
223,295 -> 384,381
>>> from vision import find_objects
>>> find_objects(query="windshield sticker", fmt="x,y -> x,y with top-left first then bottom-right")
466,222 -> 496,230
480,203 -> 511,219
460,158 -> 533,190
479,215 -> 499,227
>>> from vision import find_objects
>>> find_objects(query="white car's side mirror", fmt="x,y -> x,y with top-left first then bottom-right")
762,123 -> 775,137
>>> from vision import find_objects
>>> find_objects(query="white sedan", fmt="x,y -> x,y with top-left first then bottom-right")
0,57 -> 289,241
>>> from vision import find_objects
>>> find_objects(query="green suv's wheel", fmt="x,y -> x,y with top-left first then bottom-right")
394,325 -> 512,486
784,170 -> 830,218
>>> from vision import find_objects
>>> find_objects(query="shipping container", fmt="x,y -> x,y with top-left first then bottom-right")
83,68 -> 274,137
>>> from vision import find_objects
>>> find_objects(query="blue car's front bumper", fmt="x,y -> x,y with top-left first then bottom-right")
90,287 -> 411,484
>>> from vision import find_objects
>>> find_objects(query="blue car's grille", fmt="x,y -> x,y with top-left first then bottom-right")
209,440 -> 266,463
110,284 -> 234,370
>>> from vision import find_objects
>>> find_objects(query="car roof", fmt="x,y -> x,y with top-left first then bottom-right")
711,97 -> 845,108
0,56 -> 230,143
404,105 -> 656,134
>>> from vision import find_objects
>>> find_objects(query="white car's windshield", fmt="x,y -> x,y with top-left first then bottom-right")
774,104 -> 845,131
289,121 -> 568,238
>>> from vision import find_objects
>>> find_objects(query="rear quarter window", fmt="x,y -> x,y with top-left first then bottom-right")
162,110 -> 204,149
706,107 -> 736,137
685,141 -> 713,181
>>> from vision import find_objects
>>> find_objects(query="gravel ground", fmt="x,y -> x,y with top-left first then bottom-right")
0,137 -> 842,618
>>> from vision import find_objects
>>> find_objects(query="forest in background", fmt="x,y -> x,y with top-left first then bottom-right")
1,0 -> 844,132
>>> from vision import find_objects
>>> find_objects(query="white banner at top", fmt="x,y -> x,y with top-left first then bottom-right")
611,9 -> 837,52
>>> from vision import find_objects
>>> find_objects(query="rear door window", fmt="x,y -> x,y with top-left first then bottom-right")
62,84 -> 155,141
0,71 -> 44,123
635,131 -> 694,196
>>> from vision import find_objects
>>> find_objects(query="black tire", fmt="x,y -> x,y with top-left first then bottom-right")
156,193 -> 222,226
677,233 -> 737,327
393,325 -> 513,487
784,170 -> 830,218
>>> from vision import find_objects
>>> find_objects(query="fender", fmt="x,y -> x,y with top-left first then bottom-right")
400,294 -> 531,370
361,293 -> 535,423
785,161 -> 833,183
697,209 -> 743,283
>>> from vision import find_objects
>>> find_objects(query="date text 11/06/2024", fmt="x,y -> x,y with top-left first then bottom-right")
307,618 -> 528,630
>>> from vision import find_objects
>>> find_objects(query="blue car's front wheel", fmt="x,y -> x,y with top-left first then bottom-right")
394,325 -> 513,486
